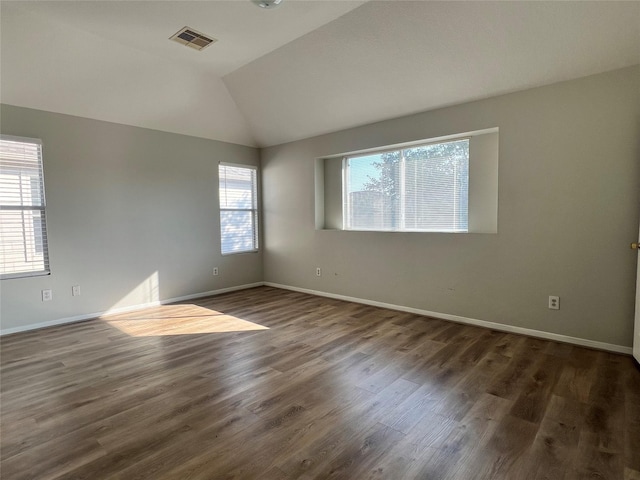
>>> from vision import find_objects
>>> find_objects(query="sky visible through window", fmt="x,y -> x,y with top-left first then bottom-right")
347,153 -> 384,191
344,139 -> 469,232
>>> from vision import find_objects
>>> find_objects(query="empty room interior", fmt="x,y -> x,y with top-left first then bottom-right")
1,1 -> 640,479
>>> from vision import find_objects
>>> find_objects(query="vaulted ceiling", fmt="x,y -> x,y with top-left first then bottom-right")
2,1 -> 639,147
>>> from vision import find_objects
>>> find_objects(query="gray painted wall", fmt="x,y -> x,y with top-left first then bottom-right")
261,66 -> 640,348
0,105 -> 262,332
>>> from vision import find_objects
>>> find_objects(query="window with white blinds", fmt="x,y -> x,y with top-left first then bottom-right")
344,138 -> 469,232
0,136 -> 50,279
219,163 -> 259,255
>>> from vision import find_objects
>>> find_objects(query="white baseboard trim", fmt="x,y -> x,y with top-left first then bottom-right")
0,282 -> 265,336
264,282 -> 633,355
4,281 -> 633,356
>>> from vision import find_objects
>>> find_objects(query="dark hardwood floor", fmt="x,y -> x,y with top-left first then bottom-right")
1,286 -> 639,479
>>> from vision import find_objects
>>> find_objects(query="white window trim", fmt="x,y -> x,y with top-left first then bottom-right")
342,137 -> 470,233
0,135 -> 51,279
218,162 -> 259,255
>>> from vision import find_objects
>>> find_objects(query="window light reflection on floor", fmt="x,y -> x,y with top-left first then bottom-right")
102,304 -> 269,336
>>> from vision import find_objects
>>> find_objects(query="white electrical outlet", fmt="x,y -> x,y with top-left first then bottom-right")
213,267 -> 219,276
72,285 -> 81,296
316,267 -> 321,277
42,289 -> 53,302
548,295 -> 560,310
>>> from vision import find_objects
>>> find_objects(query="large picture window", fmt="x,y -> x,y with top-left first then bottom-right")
219,163 -> 258,255
0,136 -> 50,279
343,139 -> 469,232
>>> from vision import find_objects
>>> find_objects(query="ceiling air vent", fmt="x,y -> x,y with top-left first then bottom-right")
169,27 -> 217,51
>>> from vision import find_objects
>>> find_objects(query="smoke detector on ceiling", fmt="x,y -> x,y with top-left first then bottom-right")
169,27 -> 217,51
251,0 -> 283,9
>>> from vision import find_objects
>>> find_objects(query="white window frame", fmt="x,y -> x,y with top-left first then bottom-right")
0,135 -> 51,279
218,162 -> 259,255
342,137 -> 470,233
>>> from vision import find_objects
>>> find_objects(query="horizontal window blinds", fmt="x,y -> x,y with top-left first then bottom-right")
219,164 -> 258,255
0,136 -> 50,278
344,139 -> 469,232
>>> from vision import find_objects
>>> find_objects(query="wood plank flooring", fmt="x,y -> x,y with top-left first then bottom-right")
1,286 -> 639,479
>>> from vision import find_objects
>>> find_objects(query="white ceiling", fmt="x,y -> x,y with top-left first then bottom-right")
1,1 -> 639,147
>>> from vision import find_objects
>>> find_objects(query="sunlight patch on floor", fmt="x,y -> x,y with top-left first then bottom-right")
102,304 -> 269,336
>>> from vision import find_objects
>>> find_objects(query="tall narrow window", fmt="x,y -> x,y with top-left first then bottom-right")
219,163 -> 258,255
344,138 -> 469,232
0,136 -> 50,278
